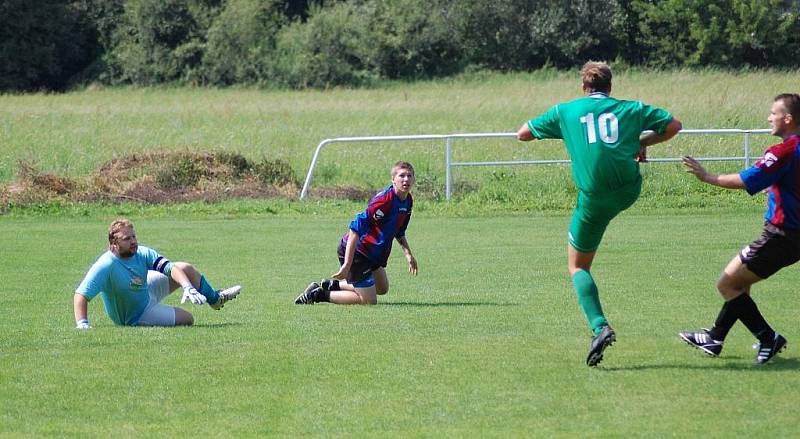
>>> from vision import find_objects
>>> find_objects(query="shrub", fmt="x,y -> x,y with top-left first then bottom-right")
0,0 -> 100,91
155,155 -> 207,189
448,0 -> 624,70
362,0 -> 463,79
253,157 -> 297,186
105,0 -> 219,85
272,2 -> 374,88
636,0 -> 800,68
202,0 -> 285,85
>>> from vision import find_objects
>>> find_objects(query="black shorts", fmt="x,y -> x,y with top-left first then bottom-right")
337,241 -> 383,284
739,222 -> 800,279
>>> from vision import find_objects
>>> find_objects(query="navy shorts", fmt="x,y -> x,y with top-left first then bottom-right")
739,222 -> 800,279
337,241 -> 383,286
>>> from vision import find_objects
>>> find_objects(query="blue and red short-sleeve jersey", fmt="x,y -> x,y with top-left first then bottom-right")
740,134 -> 800,230
343,184 -> 413,265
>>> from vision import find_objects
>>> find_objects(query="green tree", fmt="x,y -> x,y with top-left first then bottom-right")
203,0 -> 285,85
272,2 -> 373,88
106,0 -> 220,85
636,0 -> 800,68
449,0 -> 623,70
0,0 -> 99,91
362,0 -> 462,79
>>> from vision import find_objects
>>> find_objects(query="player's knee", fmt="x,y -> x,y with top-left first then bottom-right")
715,275 -> 741,299
174,261 -> 196,274
175,308 -> 194,326
376,285 -> 389,295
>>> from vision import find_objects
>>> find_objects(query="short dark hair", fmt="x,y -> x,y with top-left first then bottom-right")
774,93 -> 800,122
391,161 -> 414,178
581,61 -> 612,93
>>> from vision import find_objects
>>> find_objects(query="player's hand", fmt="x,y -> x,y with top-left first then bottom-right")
682,156 -> 708,180
636,145 -> 648,162
76,319 -> 91,330
407,254 -> 418,276
181,286 -> 207,305
331,265 -> 350,280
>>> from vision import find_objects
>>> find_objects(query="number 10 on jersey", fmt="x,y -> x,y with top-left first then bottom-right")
580,112 -> 619,144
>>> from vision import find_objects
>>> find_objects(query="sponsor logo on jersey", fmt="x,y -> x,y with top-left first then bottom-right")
374,209 -> 384,220
761,152 -> 778,168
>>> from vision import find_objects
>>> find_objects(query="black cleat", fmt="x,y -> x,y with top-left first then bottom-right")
320,278 -> 335,292
754,333 -> 787,365
295,282 -> 321,305
586,325 -> 616,367
679,329 -> 723,357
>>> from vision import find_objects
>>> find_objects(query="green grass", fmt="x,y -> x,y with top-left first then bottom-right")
2,209 -> 799,437
1,69 -> 793,195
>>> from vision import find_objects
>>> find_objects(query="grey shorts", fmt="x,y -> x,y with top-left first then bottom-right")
134,271 -> 177,326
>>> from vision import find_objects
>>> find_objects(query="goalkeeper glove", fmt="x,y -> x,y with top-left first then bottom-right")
181,286 -> 207,305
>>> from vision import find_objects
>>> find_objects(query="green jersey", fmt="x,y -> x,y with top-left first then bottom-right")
528,92 -> 673,194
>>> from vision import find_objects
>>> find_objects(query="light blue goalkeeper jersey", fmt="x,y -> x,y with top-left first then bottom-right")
76,246 -> 171,325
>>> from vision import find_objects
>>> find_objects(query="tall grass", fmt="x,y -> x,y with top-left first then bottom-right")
1,69 -> 793,207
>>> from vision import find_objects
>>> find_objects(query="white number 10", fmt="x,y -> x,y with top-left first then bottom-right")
580,112 -> 618,144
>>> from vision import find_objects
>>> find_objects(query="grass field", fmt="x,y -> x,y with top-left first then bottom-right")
3,208 -> 799,437
1,69 -> 793,195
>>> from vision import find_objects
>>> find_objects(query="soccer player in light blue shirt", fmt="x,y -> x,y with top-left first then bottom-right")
73,219 -> 242,328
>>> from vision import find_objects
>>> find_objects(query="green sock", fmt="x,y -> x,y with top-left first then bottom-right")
572,269 -> 608,335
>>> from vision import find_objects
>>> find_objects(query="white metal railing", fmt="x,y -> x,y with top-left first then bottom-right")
299,129 -> 773,200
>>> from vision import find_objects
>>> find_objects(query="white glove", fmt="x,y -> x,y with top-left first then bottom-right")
181,286 -> 207,305
76,319 -> 91,329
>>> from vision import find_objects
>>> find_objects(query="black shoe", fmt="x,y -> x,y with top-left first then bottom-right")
320,278 -> 335,292
679,329 -> 723,357
586,326 -> 616,367
754,333 -> 787,365
295,282 -> 321,305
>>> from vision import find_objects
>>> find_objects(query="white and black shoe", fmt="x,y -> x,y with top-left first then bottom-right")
294,282 -> 321,305
754,333 -> 787,365
679,329 -> 723,357
210,285 -> 241,310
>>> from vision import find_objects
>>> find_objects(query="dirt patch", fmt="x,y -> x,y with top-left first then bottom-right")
0,151 -> 376,206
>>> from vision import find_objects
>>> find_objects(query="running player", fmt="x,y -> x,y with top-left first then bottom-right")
517,61 -> 682,366
679,93 -> 800,365
295,161 -> 418,305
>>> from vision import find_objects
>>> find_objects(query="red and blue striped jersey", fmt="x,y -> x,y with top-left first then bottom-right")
740,134 -> 800,230
343,184 -> 413,265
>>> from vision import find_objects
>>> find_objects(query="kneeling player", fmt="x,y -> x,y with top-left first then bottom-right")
295,161 -> 418,305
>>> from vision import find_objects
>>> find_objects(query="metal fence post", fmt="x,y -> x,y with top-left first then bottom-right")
445,137 -> 453,201
744,131 -> 751,168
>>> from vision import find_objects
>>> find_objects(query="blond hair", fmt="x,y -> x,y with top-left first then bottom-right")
108,218 -> 134,244
391,161 -> 415,178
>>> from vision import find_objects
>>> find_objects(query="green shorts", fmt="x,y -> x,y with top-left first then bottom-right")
568,179 -> 641,253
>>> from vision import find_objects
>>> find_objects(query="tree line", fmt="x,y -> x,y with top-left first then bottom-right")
2,0 -> 800,92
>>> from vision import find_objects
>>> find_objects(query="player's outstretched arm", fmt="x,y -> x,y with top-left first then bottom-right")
682,156 -> 745,189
